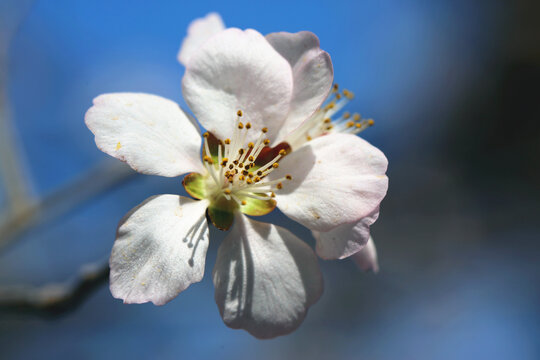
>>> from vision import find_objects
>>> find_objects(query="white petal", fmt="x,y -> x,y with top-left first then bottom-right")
177,12 -> 225,66
85,93 -> 204,177
312,208 -> 379,260
272,133 -> 388,232
352,236 -> 379,273
182,28 -> 294,143
266,31 -> 333,142
109,195 -> 209,305
213,214 -> 323,339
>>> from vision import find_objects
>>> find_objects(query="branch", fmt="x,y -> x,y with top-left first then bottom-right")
0,160 -> 138,251
0,0 -> 37,213
0,260 -> 109,317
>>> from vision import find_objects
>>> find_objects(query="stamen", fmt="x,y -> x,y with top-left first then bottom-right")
284,83 -> 374,149
203,110 -> 295,208
235,192 -> 270,201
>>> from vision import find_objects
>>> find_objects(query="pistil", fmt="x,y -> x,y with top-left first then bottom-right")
202,111 -> 292,208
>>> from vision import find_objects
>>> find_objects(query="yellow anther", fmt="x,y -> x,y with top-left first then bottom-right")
238,148 -> 245,155
242,170 -> 249,176
270,192 -> 276,198
306,135 -> 312,141
257,170 -> 263,176
326,125 -> 334,130
239,175 -> 245,181
221,157 -> 228,163
248,173 -> 254,178
355,123 -> 362,128
224,139 -> 231,144
239,163 -> 244,168
237,110 -> 243,117
276,182 -> 283,189
203,132 -> 209,138
343,112 -> 351,119
241,200 -> 247,205
246,122 -> 251,129
233,160 -> 239,165
238,122 -> 244,129
224,189 -> 232,195
343,89 -> 354,99
347,121 -> 355,128
229,164 -> 234,170
286,174 -> 292,180
335,93 -> 342,100
262,127 -> 268,133
203,155 -> 212,162
332,84 -> 339,92
272,163 -> 279,168
246,178 -> 253,184
254,176 -> 261,182
248,142 -> 254,148
263,139 -> 270,145
279,149 -> 286,156
325,102 -> 335,110
248,156 -> 254,161
324,118 -> 331,124
368,119 -> 375,126
353,113 -> 361,121
116,142 -> 122,150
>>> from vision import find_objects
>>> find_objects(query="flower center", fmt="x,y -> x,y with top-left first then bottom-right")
202,110 -> 292,206
286,84 -> 375,149
183,110 -> 293,230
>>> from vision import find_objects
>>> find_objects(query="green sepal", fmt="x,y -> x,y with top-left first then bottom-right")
182,172 -> 207,200
207,196 -> 237,231
238,194 -> 277,216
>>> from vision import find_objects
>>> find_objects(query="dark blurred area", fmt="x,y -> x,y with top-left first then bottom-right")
0,0 -> 538,359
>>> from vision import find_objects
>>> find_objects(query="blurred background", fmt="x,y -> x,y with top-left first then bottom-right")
0,0 -> 538,359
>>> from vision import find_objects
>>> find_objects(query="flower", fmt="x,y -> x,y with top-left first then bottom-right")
179,13 -> 387,268
85,15 -> 388,339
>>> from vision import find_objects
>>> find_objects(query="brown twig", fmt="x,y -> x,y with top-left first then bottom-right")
0,2 -> 131,317
0,260 -> 110,317
0,1 -> 37,215
0,160 -> 138,251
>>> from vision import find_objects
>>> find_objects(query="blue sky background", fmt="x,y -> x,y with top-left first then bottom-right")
1,0 -> 539,359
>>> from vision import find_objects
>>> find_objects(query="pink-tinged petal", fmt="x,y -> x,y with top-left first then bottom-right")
352,237 -> 379,273
183,28 -> 294,143
213,214 -> 323,339
177,12 -> 225,66
312,207 -> 379,260
110,195 -> 209,305
85,93 -> 204,177
266,31 -> 333,142
272,133 -> 388,232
